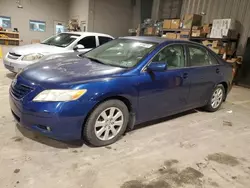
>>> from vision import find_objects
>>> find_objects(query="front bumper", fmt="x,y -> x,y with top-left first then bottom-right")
3,55 -> 34,73
9,91 -> 95,141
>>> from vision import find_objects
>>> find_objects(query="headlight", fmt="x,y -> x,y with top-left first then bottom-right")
22,53 -> 44,61
33,89 -> 87,102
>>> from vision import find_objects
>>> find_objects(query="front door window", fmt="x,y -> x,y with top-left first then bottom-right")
152,45 -> 185,69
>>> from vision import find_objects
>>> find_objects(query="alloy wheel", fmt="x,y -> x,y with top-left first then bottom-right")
211,88 -> 223,109
94,107 -> 124,141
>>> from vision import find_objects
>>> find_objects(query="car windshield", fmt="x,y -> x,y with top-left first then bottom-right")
82,39 -> 157,68
42,33 -> 80,48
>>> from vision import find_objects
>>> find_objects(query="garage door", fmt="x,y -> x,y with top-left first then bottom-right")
88,0 -> 133,37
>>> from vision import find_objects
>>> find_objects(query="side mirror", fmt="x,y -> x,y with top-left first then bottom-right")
73,44 -> 85,51
147,62 -> 167,72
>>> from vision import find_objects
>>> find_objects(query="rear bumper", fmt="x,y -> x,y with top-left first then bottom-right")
9,92 -> 95,141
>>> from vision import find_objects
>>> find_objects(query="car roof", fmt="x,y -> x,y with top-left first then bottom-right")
63,32 -> 114,38
120,36 -> 198,45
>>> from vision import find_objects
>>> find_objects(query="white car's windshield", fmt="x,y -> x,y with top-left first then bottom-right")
42,33 -> 80,48
83,39 -> 157,68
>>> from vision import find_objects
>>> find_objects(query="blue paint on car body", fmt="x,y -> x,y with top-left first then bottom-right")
9,37 -> 233,141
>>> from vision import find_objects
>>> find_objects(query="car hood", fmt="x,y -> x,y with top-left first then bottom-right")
20,53 -> 126,87
10,43 -> 65,56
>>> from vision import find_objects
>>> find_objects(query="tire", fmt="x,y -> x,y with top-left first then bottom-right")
83,100 -> 129,147
205,84 -> 225,112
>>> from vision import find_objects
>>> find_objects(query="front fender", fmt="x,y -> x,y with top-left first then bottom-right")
76,76 -> 140,113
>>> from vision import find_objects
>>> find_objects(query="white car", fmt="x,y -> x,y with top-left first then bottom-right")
3,32 -> 114,73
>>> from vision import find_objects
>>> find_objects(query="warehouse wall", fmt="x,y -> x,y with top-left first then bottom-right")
88,0 -> 133,37
141,0 -> 153,23
133,0 -> 141,28
161,0 -> 182,19
69,0 -> 89,30
181,0 -> 250,55
0,0 -> 69,44
151,0 -> 182,20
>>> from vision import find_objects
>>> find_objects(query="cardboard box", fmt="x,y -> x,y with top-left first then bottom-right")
165,33 -> 177,39
171,19 -> 180,29
210,47 -> 220,54
183,14 -> 202,29
180,31 -> 190,35
219,46 -> 228,55
144,27 -> 155,35
163,20 -> 171,29
176,34 -> 181,39
202,24 -> 211,34
202,40 -> 213,47
226,58 -> 237,63
212,40 -> 222,48
191,30 -> 201,37
192,26 -> 202,30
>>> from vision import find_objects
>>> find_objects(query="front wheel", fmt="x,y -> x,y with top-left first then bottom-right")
83,100 -> 129,147
205,84 -> 225,112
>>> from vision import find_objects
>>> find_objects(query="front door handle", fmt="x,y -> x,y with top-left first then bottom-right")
216,68 -> 220,73
183,72 -> 188,79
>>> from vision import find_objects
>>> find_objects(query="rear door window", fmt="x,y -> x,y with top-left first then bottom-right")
187,45 -> 218,67
77,36 -> 96,48
98,36 -> 113,45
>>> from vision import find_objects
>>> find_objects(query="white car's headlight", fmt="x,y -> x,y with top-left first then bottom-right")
33,89 -> 87,102
22,53 -> 44,61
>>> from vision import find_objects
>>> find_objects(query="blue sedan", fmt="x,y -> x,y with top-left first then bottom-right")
9,37 -> 233,146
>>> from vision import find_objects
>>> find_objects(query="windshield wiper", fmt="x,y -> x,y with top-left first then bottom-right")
82,56 -> 127,68
83,56 -> 106,65
41,42 -> 51,45
41,43 -> 62,47
51,44 -> 63,47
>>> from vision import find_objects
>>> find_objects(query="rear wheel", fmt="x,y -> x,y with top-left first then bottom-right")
83,100 -> 129,146
205,84 -> 225,112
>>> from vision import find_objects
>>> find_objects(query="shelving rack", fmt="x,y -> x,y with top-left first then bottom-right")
0,31 -> 20,46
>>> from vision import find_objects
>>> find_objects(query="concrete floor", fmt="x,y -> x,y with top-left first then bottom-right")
0,59 -> 250,188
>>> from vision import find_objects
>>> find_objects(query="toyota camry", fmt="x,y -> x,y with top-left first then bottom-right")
9,37 -> 233,146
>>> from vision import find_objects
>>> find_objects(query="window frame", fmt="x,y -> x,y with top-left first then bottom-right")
29,20 -> 46,32
0,16 -> 11,28
185,44 -> 220,68
98,36 -> 113,46
77,36 -> 97,48
142,43 -> 188,72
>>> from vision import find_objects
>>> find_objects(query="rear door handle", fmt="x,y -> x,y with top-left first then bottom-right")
183,72 -> 188,79
216,68 -> 220,73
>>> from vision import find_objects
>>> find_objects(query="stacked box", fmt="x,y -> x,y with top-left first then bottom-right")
163,33 -> 177,39
144,27 -> 156,35
171,19 -> 180,29
183,14 -> 202,29
163,20 -> 171,29
180,31 -> 190,39
163,19 -> 181,29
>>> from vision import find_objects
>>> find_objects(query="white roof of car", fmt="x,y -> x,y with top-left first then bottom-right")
63,32 -> 114,38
